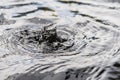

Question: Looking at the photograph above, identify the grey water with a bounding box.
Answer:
[0,0,120,80]
[103,0,120,3]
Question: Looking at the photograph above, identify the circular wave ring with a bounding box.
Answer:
[1,19,120,58]
[1,23,86,57]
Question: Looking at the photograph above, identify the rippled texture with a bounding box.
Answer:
[0,0,120,80]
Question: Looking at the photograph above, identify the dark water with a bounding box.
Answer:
[0,0,120,80]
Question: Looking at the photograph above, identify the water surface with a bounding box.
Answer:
[0,0,120,80]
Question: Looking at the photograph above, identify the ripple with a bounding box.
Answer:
[0,16,119,58]
[12,7,55,17]
[1,20,86,57]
